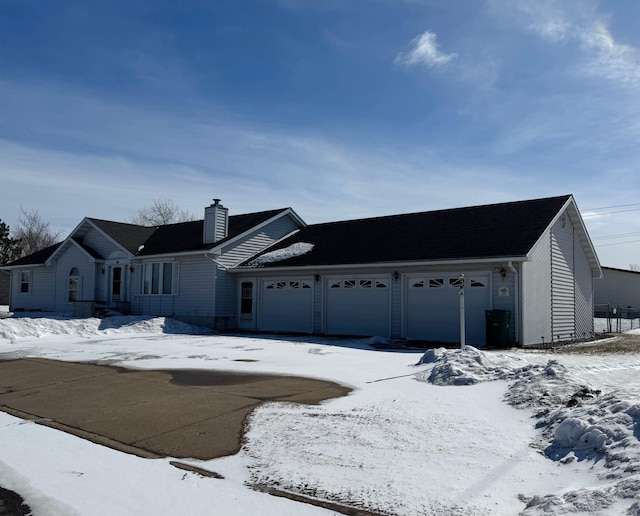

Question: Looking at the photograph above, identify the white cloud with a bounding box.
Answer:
[394,30,457,68]
[577,20,640,87]
[495,0,640,88]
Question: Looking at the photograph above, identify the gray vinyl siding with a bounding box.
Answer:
[491,267,517,343]
[214,269,237,321]
[574,235,594,339]
[131,256,215,317]
[522,232,552,346]
[10,267,55,312]
[172,256,215,316]
[83,226,126,258]
[215,215,300,317]
[53,245,97,314]
[551,215,575,340]
[216,215,300,269]
[390,278,403,338]
[313,281,322,333]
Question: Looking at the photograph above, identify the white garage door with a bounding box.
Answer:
[325,277,391,337]
[260,279,314,333]
[405,274,491,346]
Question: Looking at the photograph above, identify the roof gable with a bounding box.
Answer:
[135,208,294,257]
[242,195,575,268]
[88,219,157,255]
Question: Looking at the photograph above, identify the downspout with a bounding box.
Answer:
[508,261,519,345]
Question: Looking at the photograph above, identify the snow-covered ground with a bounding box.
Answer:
[0,314,639,515]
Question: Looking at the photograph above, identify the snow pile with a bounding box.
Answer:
[416,345,525,385]
[0,315,211,342]
[526,391,640,513]
[249,242,314,266]
[417,346,640,514]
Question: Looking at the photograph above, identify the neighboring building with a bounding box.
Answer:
[594,266,640,314]
[0,270,9,306]
[2,195,601,347]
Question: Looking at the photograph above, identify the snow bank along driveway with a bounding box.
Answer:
[0,314,639,516]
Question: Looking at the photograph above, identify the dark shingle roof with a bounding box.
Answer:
[244,195,573,268]
[135,208,290,256]
[71,238,104,259]
[85,208,292,257]
[3,209,292,266]
[88,219,158,255]
[3,242,62,267]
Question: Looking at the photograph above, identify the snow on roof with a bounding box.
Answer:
[249,242,314,267]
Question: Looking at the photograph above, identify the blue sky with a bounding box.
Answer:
[1,0,640,268]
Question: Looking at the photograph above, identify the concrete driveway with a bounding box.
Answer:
[0,358,350,461]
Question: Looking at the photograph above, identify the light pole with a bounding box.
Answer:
[458,273,466,349]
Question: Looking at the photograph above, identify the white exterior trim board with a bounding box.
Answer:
[231,256,530,274]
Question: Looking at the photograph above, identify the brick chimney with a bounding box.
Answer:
[203,199,228,244]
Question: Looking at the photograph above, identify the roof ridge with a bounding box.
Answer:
[305,195,573,227]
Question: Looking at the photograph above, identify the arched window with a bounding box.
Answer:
[68,267,81,302]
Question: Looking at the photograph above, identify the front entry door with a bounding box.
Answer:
[111,266,123,303]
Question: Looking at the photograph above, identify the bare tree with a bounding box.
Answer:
[12,208,62,257]
[630,264,640,272]
[130,197,196,226]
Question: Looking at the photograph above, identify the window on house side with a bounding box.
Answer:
[20,271,31,294]
[141,262,178,295]
[68,267,81,302]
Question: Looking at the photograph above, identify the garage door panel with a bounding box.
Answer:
[261,279,313,333]
[406,274,490,345]
[325,277,390,337]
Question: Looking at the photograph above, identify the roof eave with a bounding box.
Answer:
[0,263,46,270]
[230,256,529,273]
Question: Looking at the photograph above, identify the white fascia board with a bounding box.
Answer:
[0,263,45,270]
[285,207,307,227]
[567,200,602,278]
[545,196,602,278]
[131,250,212,261]
[229,256,529,274]
[211,209,304,254]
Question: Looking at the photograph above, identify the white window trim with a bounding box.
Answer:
[19,270,32,295]
[140,262,179,296]
[67,275,82,303]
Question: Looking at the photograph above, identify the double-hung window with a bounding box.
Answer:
[68,267,81,302]
[19,271,32,294]
[141,262,178,295]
